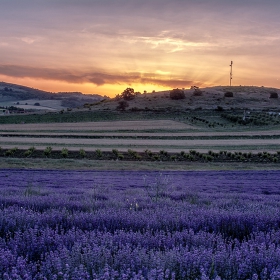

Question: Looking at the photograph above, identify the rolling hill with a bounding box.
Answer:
[0,82,104,110]
[88,85,280,112]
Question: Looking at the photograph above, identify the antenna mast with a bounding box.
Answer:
[229,61,233,86]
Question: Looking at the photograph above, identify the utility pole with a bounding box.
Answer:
[229,61,233,86]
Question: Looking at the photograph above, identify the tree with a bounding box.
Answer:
[170,88,185,100]
[115,94,121,100]
[270,92,278,98]
[116,100,129,111]
[224,91,233,97]
[121,88,135,101]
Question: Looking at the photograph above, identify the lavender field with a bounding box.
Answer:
[1,169,280,279]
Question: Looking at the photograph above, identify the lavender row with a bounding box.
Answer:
[1,170,280,279]
[1,170,280,193]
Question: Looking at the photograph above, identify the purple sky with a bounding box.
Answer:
[1,0,280,96]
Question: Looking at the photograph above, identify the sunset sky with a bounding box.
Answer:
[1,0,280,97]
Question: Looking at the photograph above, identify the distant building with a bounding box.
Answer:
[0,109,10,115]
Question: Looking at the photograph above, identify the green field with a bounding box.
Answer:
[0,109,280,170]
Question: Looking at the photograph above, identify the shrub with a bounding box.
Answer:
[128,149,141,160]
[170,155,177,161]
[224,91,233,97]
[170,89,185,100]
[193,89,203,96]
[159,150,168,156]
[112,149,119,157]
[189,150,197,155]
[118,154,124,160]
[189,155,194,161]
[95,149,102,158]
[203,155,213,161]
[24,150,32,157]
[130,107,141,112]
[216,106,224,111]
[145,149,153,157]
[24,147,36,157]
[5,147,18,157]
[270,92,278,98]
[28,146,36,153]
[135,154,142,160]
[112,149,124,160]
[44,146,52,157]
[152,154,160,161]
[61,148,68,158]
[79,149,86,158]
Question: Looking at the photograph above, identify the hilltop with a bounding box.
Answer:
[88,86,280,112]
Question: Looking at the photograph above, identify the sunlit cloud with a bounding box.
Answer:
[136,35,214,53]
[0,64,195,89]
[0,0,280,95]
[21,37,36,44]
[155,70,171,75]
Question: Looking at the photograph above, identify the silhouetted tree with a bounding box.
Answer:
[170,88,185,100]
[121,88,135,101]
[115,94,121,100]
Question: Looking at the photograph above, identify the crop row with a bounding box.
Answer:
[2,133,280,140]
[221,112,280,126]
[1,146,280,163]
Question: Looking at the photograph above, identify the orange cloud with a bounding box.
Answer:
[0,64,196,89]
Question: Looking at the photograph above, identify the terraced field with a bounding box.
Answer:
[1,119,280,153]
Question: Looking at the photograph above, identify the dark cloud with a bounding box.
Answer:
[0,64,193,89]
